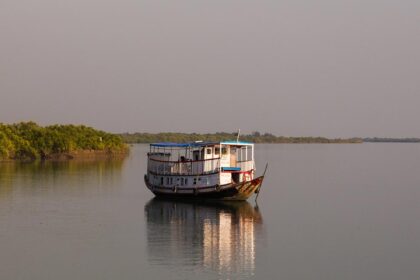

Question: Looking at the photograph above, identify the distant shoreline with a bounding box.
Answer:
[119,132,363,144]
[363,138,420,143]
[119,133,420,144]
[2,122,418,163]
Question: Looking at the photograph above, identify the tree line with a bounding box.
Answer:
[0,122,127,161]
[119,132,363,144]
[364,138,420,143]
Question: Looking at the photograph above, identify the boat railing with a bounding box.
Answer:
[147,157,221,176]
[235,160,254,172]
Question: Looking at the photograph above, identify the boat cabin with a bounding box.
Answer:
[147,141,255,188]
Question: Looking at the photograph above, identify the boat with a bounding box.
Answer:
[144,141,266,200]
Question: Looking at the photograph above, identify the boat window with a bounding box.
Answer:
[193,178,197,185]
[160,177,163,186]
[185,178,188,185]
[181,178,184,186]
[238,147,248,161]
[222,147,227,155]
[206,148,212,155]
[247,146,253,160]
[215,148,220,155]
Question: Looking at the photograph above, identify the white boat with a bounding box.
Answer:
[144,141,266,200]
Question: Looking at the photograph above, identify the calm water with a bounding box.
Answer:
[1,144,420,279]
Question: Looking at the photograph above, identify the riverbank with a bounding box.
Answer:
[0,122,128,161]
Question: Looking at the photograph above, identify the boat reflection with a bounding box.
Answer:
[145,198,264,276]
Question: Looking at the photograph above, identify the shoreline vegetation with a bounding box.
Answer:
[119,132,364,144]
[2,122,418,161]
[0,122,128,161]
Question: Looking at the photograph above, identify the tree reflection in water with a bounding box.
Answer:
[0,159,125,199]
[145,198,264,277]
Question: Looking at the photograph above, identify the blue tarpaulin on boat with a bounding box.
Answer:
[221,167,241,171]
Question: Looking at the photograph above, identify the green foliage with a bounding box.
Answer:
[0,122,127,161]
[119,132,363,144]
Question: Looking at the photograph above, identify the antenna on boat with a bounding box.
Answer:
[236,129,241,142]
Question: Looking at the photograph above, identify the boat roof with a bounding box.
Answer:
[221,141,253,146]
[150,141,253,148]
[150,142,218,148]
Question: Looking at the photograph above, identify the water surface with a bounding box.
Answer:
[0,144,419,279]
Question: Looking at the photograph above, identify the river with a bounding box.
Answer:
[0,144,419,279]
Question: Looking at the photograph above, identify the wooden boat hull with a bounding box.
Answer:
[144,175,264,201]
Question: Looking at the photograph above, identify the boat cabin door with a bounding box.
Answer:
[203,147,213,172]
[193,150,200,161]
[219,145,230,167]
[219,145,232,185]
[230,147,237,167]
[192,149,204,174]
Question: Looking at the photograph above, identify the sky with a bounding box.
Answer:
[1,0,419,137]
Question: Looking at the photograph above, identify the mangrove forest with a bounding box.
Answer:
[0,122,127,161]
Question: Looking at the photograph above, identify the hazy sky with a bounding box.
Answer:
[1,0,419,137]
